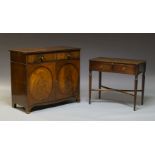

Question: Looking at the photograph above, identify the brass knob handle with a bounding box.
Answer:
[122,67,126,70]
[67,54,71,59]
[99,65,104,69]
[38,55,45,62]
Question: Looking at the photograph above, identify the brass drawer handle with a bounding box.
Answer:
[99,65,106,69]
[122,66,126,71]
[67,54,71,59]
[38,55,45,62]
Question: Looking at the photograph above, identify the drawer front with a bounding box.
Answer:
[56,51,80,60]
[113,64,136,74]
[90,61,113,72]
[90,61,137,75]
[27,53,56,63]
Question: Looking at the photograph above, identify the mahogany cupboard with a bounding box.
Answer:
[10,46,80,113]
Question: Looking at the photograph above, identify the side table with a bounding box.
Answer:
[89,57,146,111]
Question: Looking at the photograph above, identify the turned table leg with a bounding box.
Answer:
[89,70,92,104]
[99,71,102,99]
[141,72,145,105]
[134,74,138,111]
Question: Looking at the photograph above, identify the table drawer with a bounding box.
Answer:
[56,51,80,60]
[26,53,56,63]
[113,64,136,74]
[90,61,113,72]
[90,61,137,75]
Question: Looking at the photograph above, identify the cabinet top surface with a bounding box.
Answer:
[9,46,80,54]
[90,57,146,65]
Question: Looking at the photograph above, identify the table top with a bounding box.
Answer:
[90,57,146,65]
[9,46,81,54]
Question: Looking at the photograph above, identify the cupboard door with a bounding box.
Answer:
[56,60,80,100]
[27,63,55,105]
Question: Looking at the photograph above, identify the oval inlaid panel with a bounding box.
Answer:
[58,64,78,96]
[29,67,53,101]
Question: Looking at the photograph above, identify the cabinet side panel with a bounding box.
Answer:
[11,62,27,107]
